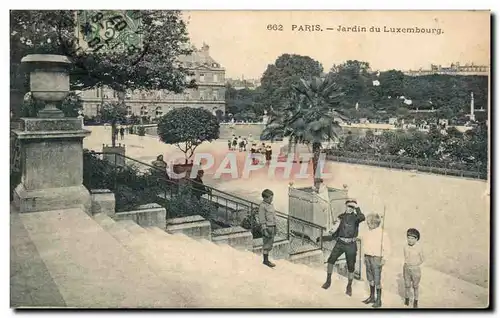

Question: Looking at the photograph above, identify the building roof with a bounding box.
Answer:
[177,43,224,70]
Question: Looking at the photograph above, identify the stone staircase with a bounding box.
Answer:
[11,207,487,308]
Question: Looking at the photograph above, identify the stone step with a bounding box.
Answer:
[18,208,191,308]
[126,225,372,306]
[133,223,405,308]
[117,225,365,307]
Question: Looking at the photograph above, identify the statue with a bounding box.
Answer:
[262,110,269,124]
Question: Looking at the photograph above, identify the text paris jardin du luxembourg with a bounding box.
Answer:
[336,25,443,35]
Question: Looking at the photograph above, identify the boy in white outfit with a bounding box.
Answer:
[359,213,391,308]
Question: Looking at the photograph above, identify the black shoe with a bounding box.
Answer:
[321,280,331,289]
[263,260,276,268]
[413,300,418,308]
[362,286,375,304]
[362,296,375,304]
[372,288,382,308]
[404,298,410,306]
[345,285,352,296]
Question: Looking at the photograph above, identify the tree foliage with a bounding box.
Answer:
[21,91,83,117]
[263,74,347,187]
[258,54,323,111]
[157,107,220,163]
[10,10,193,93]
[335,124,488,176]
[227,57,488,122]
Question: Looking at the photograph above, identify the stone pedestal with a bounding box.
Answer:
[12,117,92,213]
[102,144,126,167]
[288,186,348,240]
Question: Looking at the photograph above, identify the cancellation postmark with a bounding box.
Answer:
[75,10,144,54]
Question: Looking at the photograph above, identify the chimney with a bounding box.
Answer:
[201,42,210,54]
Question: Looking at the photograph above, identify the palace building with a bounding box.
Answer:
[80,43,226,119]
[403,62,489,76]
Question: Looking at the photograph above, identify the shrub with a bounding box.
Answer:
[157,107,220,163]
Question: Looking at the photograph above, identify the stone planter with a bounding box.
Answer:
[173,163,194,175]
[20,54,71,118]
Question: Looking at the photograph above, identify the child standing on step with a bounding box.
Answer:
[403,228,424,308]
[258,189,277,268]
[360,213,391,308]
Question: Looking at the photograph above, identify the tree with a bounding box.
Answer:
[329,60,372,108]
[225,84,261,119]
[11,10,195,145]
[157,107,220,164]
[259,54,323,112]
[11,10,194,92]
[263,74,347,188]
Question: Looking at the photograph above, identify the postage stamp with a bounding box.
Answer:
[75,10,143,54]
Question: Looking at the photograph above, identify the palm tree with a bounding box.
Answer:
[262,74,347,189]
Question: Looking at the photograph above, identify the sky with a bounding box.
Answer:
[183,11,490,80]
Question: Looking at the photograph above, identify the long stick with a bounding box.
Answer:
[380,205,386,257]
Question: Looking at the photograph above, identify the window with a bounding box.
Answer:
[96,89,100,98]
[213,74,218,82]
[199,73,205,82]
[212,90,218,100]
[155,106,163,117]
[127,106,132,116]
[140,106,148,116]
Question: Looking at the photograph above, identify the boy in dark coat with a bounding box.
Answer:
[321,200,365,296]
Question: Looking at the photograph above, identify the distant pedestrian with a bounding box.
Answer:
[265,144,272,163]
[228,138,233,151]
[403,228,424,308]
[258,189,277,268]
[232,137,238,150]
[238,136,244,152]
[243,138,248,151]
[250,143,258,165]
[259,143,266,155]
[119,127,125,140]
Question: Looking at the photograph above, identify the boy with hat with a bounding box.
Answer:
[403,228,424,308]
[258,189,277,268]
[360,213,391,308]
[321,199,365,296]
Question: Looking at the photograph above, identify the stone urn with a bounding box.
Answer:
[20,54,72,118]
